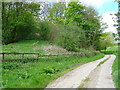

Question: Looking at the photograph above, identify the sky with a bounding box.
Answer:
[80,0,118,33]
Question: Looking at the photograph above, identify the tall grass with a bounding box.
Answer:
[112,53,119,87]
[2,39,48,53]
[2,53,104,88]
[106,45,119,51]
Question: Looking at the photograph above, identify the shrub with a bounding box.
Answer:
[55,25,87,51]
[48,24,63,42]
[97,32,115,50]
[34,21,50,40]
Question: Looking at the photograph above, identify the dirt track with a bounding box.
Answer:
[46,55,115,88]
[85,55,116,88]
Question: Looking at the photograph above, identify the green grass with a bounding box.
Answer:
[106,45,119,51]
[2,53,104,88]
[2,39,49,54]
[100,45,119,54]
[78,77,90,88]
[2,39,105,88]
[112,53,119,88]
[78,83,85,88]
[83,77,90,82]
[97,57,110,67]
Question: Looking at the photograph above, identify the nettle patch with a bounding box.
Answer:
[43,67,61,74]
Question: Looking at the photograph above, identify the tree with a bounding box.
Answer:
[114,0,120,39]
[47,2,66,24]
[65,2,104,49]
[65,2,85,26]
[2,2,40,44]
[98,32,115,50]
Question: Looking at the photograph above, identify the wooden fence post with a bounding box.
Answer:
[3,53,4,61]
[37,53,39,60]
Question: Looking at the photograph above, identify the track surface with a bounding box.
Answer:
[46,55,115,88]
[85,55,116,88]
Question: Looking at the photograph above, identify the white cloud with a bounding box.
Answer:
[80,0,104,8]
[79,0,114,9]
[102,12,118,33]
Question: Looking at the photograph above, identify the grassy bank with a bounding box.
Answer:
[2,53,104,88]
[2,39,49,53]
[112,53,119,87]
[106,45,119,51]
[2,40,104,88]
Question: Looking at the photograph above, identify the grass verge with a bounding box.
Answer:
[112,53,119,88]
[78,77,90,88]
[97,56,110,67]
[2,53,104,88]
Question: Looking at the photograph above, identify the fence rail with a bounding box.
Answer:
[2,50,119,61]
[0,52,78,61]
[0,53,39,61]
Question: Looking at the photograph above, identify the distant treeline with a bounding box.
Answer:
[2,1,116,51]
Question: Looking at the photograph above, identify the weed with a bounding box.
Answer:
[97,57,109,67]
[84,77,90,82]
[78,83,85,88]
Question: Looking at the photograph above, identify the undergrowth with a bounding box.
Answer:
[2,53,104,88]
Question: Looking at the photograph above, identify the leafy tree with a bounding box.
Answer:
[56,25,87,51]
[98,32,115,50]
[47,2,66,24]
[114,1,120,39]
[65,2,85,26]
[2,2,40,44]
[65,2,104,49]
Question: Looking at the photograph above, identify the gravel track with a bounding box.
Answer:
[46,55,113,88]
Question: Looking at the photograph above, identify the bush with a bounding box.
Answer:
[78,48,98,57]
[2,12,35,44]
[48,24,63,42]
[33,21,50,40]
[97,32,115,50]
[55,25,87,51]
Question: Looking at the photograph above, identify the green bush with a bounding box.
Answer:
[78,48,99,57]
[33,21,50,40]
[55,25,87,51]
[97,32,115,50]
[48,24,64,42]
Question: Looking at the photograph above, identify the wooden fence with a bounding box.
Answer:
[0,53,39,61]
[1,50,119,61]
[0,52,78,61]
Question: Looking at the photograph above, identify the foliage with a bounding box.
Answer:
[106,45,119,51]
[47,2,66,24]
[55,25,87,51]
[65,2,85,26]
[48,24,63,42]
[2,39,48,53]
[2,2,40,44]
[112,53,119,88]
[2,1,109,51]
[65,2,104,48]
[2,52,104,88]
[98,32,115,50]
[34,21,51,40]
